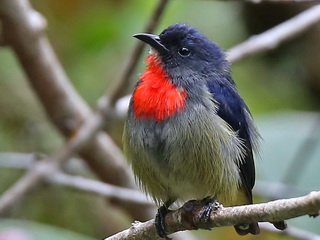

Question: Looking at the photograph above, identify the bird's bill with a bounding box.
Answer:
[133,33,168,55]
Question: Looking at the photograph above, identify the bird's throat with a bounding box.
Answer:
[133,54,187,122]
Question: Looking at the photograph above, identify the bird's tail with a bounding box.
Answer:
[234,222,260,235]
[234,221,287,235]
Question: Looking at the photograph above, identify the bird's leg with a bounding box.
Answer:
[155,204,172,240]
[199,197,221,223]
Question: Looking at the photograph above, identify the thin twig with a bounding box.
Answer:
[0,160,57,214]
[107,0,170,106]
[0,112,103,214]
[227,4,320,63]
[104,191,320,240]
[0,153,151,205]
[48,172,153,206]
[1,154,310,208]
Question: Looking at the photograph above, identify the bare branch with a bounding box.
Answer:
[0,109,135,215]
[0,152,152,206]
[0,0,134,189]
[0,160,57,214]
[48,173,153,206]
[0,0,157,220]
[104,191,320,240]
[0,153,197,240]
[227,4,320,63]
[1,153,309,208]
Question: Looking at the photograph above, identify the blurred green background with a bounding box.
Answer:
[0,0,320,239]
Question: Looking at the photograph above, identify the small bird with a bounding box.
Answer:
[123,23,286,238]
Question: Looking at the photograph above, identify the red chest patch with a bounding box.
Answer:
[132,54,187,121]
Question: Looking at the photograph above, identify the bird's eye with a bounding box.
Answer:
[178,47,190,57]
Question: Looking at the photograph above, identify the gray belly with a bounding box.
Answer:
[123,104,243,205]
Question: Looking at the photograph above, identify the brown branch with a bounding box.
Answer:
[0,0,155,220]
[0,112,103,213]
[0,0,172,220]
[0,152,151,206]
[104,191,320,240]
[227,4,320,63]
[0,153,197,240]
[0,0,133,188]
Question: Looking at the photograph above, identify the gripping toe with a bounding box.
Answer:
[155,205,171,240]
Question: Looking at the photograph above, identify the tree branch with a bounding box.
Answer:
[0,108,133,215]
[0,0,168,220]
[104,191,320,240]
[227,4,320,62]
[48,173,153,206]
[0,153,152,206]
[0,0,134,191]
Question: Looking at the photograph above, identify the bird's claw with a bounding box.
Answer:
[199,197,221,223]
[155,205,172,240]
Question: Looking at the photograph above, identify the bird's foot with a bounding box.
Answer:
[199,197,221,224]
[155,205,172,240]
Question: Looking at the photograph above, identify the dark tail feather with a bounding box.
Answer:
[234,222,260,235]
[272,220,287,230]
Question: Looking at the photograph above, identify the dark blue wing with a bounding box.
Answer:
[207,77,256,201]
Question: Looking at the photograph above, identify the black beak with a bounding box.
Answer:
[133,33,168,55]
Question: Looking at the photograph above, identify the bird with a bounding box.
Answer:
[123,23,286,238]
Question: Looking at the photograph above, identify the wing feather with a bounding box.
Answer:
[206,77,259,202]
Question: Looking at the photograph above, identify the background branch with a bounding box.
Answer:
[0,153,151,206]
[0,0,133,191]
[227,4,320,63]
[0,0,169,220]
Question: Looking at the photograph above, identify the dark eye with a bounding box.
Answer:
[178,47,190,56]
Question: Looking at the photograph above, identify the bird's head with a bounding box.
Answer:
[134,23,230,88]
[131,24,232,121]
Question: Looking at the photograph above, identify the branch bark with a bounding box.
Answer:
[0,0,133,189]
[227,4,320,62]
[0,0,168,220]
[104,191,320,240]
[0,153,152,206]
